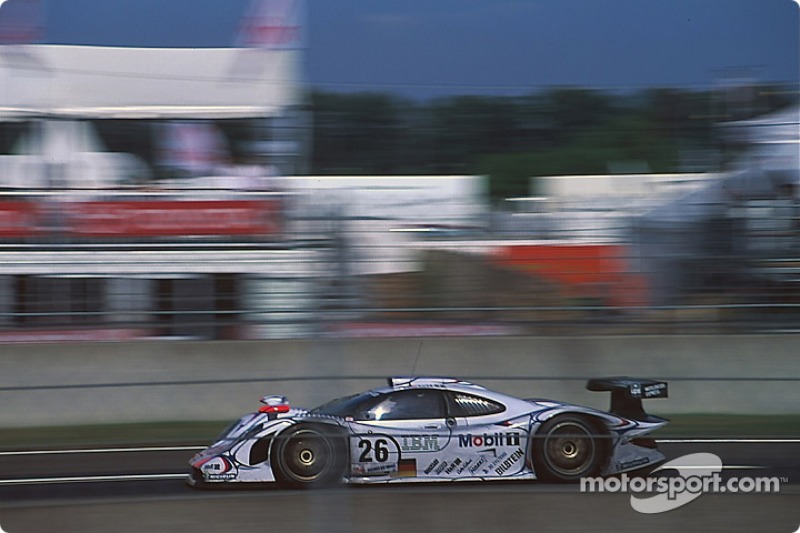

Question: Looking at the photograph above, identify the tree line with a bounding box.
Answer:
[308,85,794,201]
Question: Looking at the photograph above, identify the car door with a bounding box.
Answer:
[347,388,453,479]
[440,390,528,478]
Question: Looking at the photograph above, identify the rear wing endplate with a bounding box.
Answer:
[586,377,668,422]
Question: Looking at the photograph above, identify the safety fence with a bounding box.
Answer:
[0,187,798,341]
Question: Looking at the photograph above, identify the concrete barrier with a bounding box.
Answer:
[0,335,798,427]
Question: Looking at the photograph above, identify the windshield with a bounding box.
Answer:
[311,391,381,418]
[312,388,450,421]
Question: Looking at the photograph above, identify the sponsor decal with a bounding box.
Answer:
[444,458,463,474]
[202,457,233,474]
[400,435,440,452]
[392,459,417,478]
[201,456,238,480]
[207,473,237,481]
[495,448,525,475]
[423,459,440,475]
[643,382,667,398]
[458,432,521,448]
[617,457,650,471]
[456,458,474,475]
[628,381,667,399]
[484,451,508,474]
[468,456,487,474]
[353,462,397,475]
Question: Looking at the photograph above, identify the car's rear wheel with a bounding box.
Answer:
[532,415,607,482]
[272,425,346,489]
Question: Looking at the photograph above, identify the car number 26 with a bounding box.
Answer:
[356,436,399,463]
[358,439,388,462]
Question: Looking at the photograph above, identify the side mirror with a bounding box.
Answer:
[261,395,288,406]
[259,395,290,414]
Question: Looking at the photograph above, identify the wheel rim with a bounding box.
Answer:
[281,429,332,482]
[543,421,596,477]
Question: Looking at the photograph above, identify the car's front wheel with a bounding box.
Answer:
[532,415,607,482]
[272,425,346,489]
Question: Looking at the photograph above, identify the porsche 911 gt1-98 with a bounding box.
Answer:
[188,376,668,488]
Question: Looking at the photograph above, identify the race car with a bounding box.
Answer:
[188,376,668,488]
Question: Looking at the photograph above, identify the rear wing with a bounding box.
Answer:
[586,377,668,422]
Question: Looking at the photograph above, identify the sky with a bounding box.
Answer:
[5,0,799,99]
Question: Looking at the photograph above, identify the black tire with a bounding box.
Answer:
[271,425,346,489]
[532,415,607,483]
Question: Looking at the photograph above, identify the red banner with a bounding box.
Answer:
[326,322,521,338]
[0,201,43,237]
[0,328,152,343]
[65,199,281,237]
[491,243,649,307]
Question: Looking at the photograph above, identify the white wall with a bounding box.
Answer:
[0,45,301,118]
[0,335,796,427]
[282,175,488,274]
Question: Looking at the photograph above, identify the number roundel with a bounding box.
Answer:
[356,436,398,464]
[375,440,389,462]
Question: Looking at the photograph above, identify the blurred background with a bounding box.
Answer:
[0,0,797,342]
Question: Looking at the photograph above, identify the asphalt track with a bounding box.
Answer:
[0,441,797,533]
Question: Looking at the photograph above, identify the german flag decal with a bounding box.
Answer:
[394,459,417,477]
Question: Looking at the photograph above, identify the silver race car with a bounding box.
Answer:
[188,376,668,488]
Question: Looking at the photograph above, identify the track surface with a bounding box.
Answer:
[0,441,798,532]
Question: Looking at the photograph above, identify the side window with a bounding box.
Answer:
[446,392,505,417]
[362,389,447,421]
